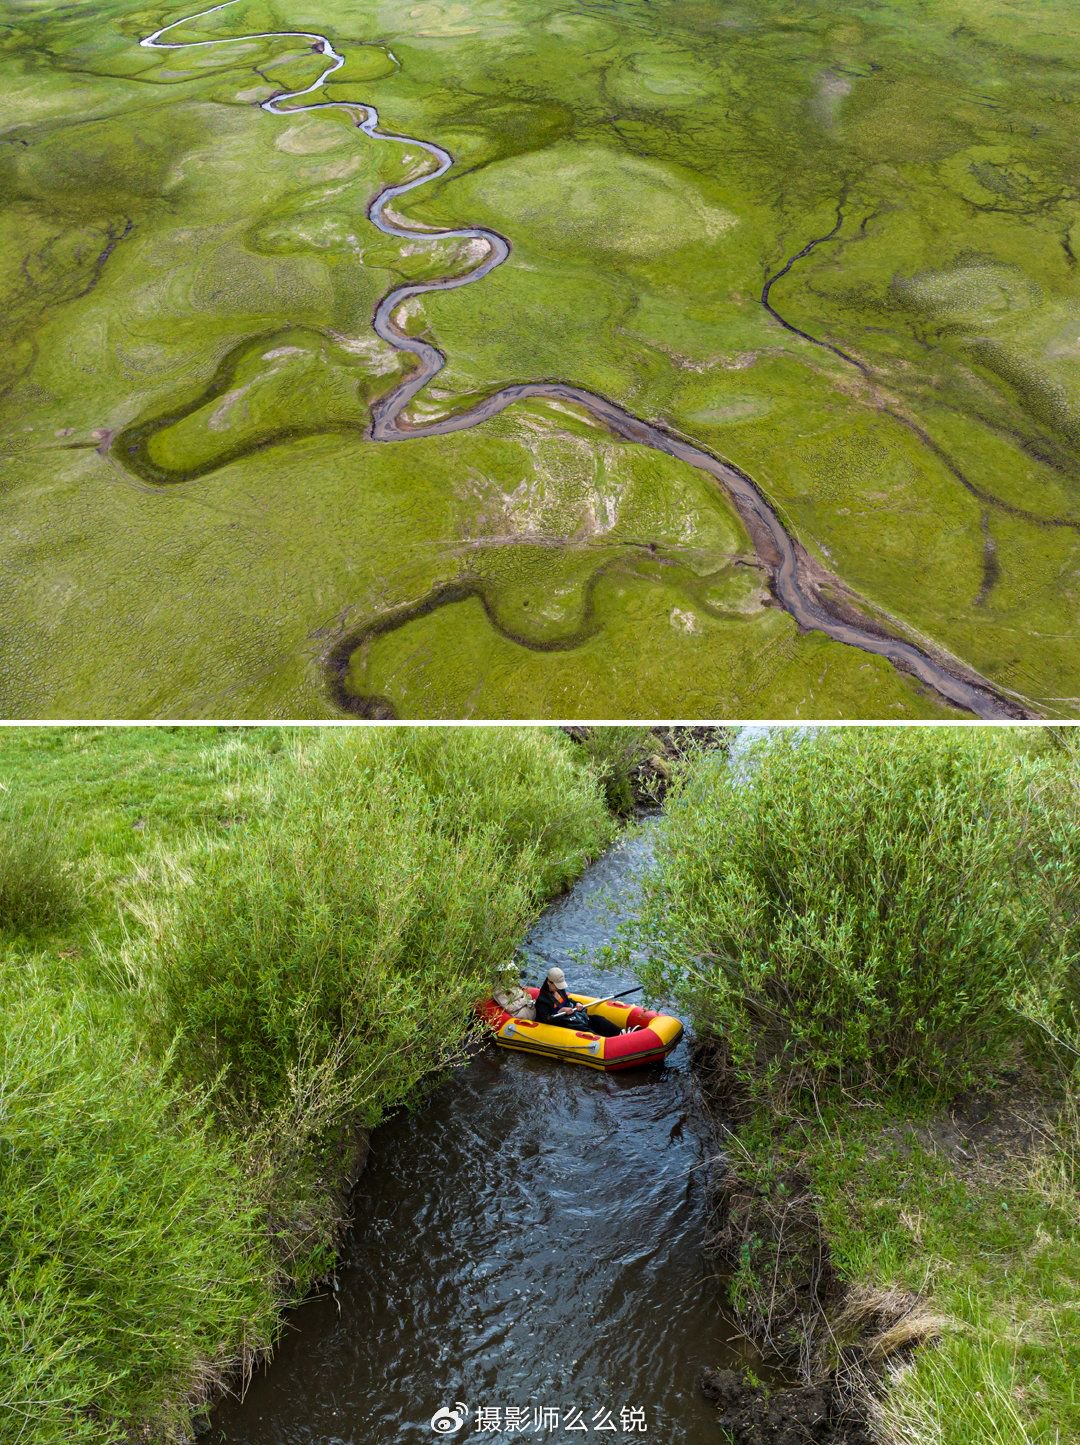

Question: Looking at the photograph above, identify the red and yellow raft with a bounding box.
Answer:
[478,987,683,1071]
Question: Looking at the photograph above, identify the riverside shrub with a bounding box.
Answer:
[127,728,613,1125]
[305,726,617,895]
[571,727,656,816]
[0,727,615,1444]
[634,729,1077,1101]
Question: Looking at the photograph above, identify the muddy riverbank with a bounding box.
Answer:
[691,1037,881,1445]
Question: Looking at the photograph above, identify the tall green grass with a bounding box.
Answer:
[801,1090,1080,1445]
[0,796,83,937]
[0,977,276,1445]
[633,729,1077,1103]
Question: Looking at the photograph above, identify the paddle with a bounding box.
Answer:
[552,986,644,1020]
[583,986,644,1012]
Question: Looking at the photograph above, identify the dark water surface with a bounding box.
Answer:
[211,822,752,1445]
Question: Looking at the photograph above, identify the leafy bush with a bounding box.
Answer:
[570,727,656,816]
[0,797,83,936]
[0,982,276,1445]
[125,728,613,1124]
[309,726,617,895]
[633,729,1077,1102]
[1011,740,1079,1081]
[0,727,617,1445]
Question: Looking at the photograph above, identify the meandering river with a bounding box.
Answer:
[138,4,1034,721]
[209,821,761,1444]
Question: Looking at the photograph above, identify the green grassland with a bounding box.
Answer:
[803,1104,1079,1445]
[1,0,1077,717]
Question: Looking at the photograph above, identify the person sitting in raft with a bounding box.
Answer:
[535,966,623,1037]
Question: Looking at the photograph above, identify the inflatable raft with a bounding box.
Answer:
[478,987,683,1071]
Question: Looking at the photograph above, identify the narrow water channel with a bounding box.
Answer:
[211,820,753,1445]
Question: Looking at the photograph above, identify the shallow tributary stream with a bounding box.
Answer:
[211,820,759,1445]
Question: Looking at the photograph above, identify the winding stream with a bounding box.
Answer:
[209,822,760,1445]
[139,4,1035,721]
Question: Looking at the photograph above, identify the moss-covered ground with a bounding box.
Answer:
[2,0,1077,717]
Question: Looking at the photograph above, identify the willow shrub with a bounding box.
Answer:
[570,727,656,816]
[127,728,613,1124]
[633,730,1077,1103]
[0,797,83,936]
[321,726,618,895]
[0,982,275,1445]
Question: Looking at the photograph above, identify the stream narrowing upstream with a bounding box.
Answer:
[210,822,757,1445]
[139,4,1034,721]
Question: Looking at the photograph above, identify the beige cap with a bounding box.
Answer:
[546,966,567,988]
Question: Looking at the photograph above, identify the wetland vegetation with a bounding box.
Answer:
[2,0,1078,717]
[0,725,631,1443]
[627,728,1078,1445]
[3,724,1075,1445]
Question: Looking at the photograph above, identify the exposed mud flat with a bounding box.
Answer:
[701,1369,873,1445]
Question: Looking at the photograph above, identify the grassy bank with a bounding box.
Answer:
[627,728,1078,1443]
[0,726,629,1444]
